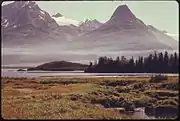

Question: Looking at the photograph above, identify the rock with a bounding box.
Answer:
[52,13,63,18]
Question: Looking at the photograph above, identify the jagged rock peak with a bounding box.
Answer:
[12,1,37,8]
[1,0,59,30]
[52,13,63,18]
[78,19,102,32]
[83,19,101,24]
[110,4,136,22]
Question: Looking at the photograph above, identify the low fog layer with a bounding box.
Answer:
[2,43,178,67]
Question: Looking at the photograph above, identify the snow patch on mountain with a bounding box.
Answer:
[52,16,80,26]
[1,1,14,6]
[4,21,9,27]
[165,33,178,41]
[40,10,45,15]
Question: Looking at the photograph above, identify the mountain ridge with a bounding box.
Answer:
[70,5,178,51]
[1,1,79,46]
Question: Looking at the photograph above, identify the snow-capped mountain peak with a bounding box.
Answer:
[1,1,59,30]
[78,19,102,32]
[12,1,38,9]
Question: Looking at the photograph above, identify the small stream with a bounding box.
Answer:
[111,107,156,119]
[126,107,156,119]
[111,107,177,119]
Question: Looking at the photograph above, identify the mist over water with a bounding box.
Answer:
[2,42,178,66]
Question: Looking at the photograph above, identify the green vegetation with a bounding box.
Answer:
[2,76,179,119]
[85,51,179,73]
[27,61,88,71]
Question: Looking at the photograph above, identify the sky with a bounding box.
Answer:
[2,1,179,38]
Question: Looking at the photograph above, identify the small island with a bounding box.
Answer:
[27,61,88,71]
[17,69,26,72]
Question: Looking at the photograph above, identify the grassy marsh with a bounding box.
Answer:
[1,76,179,119]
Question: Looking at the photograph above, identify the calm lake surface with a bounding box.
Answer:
[1,68,178,77]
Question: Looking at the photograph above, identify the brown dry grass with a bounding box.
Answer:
[1,76,179,119]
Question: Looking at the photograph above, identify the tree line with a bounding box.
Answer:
[85,51,179,73]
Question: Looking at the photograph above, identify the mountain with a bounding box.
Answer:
[52,13,63,18]
[2,1,59,30]
[1,1,78,47]
[70,5,178,51]
[27,61,88,71]
[2,3,178,66]
[78,19,103,33]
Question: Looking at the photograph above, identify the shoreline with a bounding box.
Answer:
[2,68,179,78]
[2,75,179,78]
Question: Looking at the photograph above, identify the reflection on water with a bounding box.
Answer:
[1,68,179,77]
[112,107,176,119]
[111,107,156,119]
[128,107,156,119]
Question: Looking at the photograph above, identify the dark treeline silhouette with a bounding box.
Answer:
[85,51,179,73]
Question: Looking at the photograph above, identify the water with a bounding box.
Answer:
[129,107,156,119]
[112,107,156,119]
[1,68,178,77]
